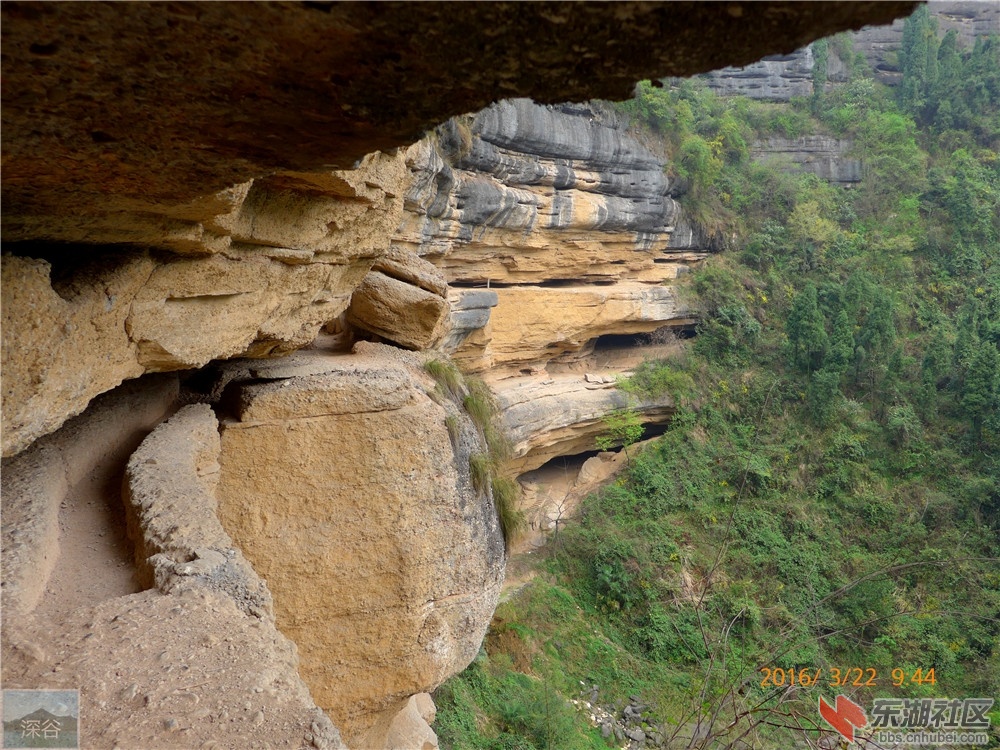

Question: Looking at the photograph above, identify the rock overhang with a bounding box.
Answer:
[2,1,919,246]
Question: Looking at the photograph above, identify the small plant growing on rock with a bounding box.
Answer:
[427,357,523,550]
[465,376,513,462]
[469,453,491,494]
[425,358,464,400]
[595,408,644,463]
[490,475,524,547]
[444,414,460,443]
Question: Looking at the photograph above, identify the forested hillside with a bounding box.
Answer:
[434,10,999,750]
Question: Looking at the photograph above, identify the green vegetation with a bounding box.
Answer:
[426,358,524,549]
[594,408,644,462]
[436,15,999,750]
[426,357,465,400]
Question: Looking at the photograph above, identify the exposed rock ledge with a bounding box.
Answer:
[1,154,407,458]
[390,99,695,486]
[1,2,917,247]
[2,384,345,750]
[751,135,861,185]
[494,373,674,476]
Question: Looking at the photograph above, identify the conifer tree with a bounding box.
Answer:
[962,342,1000,440]
[827,308,855,376]
[787,283,828,373]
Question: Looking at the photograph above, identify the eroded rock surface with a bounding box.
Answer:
[1,4,931,747]
[3,378,344,750]
[1,154,406,457]
[704,1,995,98]
[214,344,506,744]
[495,373,675,475]
[463,283,694,373]
[751,135,862,184]
[704,48,817,100]
[395,100,694,476]
[396,99,707,290]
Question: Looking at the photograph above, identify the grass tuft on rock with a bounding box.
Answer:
[425,358,465,400]
[491,475,525,548]
[428,358,522,551]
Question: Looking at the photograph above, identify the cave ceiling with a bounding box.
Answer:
[1,1,918,246]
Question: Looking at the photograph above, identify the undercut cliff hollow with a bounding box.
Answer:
[393,99,703,543]
[1,3,922,748]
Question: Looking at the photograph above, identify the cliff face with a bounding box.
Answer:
[1,156,409,458]
[391,99,701,542]
[704,48,817,100]
[1,3,926,748]
[703,1,997,100]
[851,0,1000,85]
[397,98,703,360]
[751,136,862,185]
[214,345,505,745]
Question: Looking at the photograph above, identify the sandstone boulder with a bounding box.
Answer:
[346,249,452,351]
[214,344,505,743]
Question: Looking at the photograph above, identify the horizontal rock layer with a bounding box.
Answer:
[751,135,861,184]
[704,47,816,100]
[455,283,694,373]
[391,99,697,479]
[704,1,995,99]
[1,154,406,457]
[494,373,675,476]
[396,99,706,288]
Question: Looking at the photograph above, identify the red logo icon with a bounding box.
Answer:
[819,694,868,743]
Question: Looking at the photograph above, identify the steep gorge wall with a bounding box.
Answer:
[392,99,702,539]
[1,4,925,748]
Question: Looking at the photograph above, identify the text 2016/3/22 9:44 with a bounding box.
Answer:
[760,666,937,688]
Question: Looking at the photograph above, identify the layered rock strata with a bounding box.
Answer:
[1,154,407,457]
[704,48,817,100]
[751,136,862,184]
[214,343,506,745]
[703,1,996,99]
[497,374,675,476]
[851,0,999,85]
[1,1,917,247]
[394,100,693,483]
[1,4,929,747]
